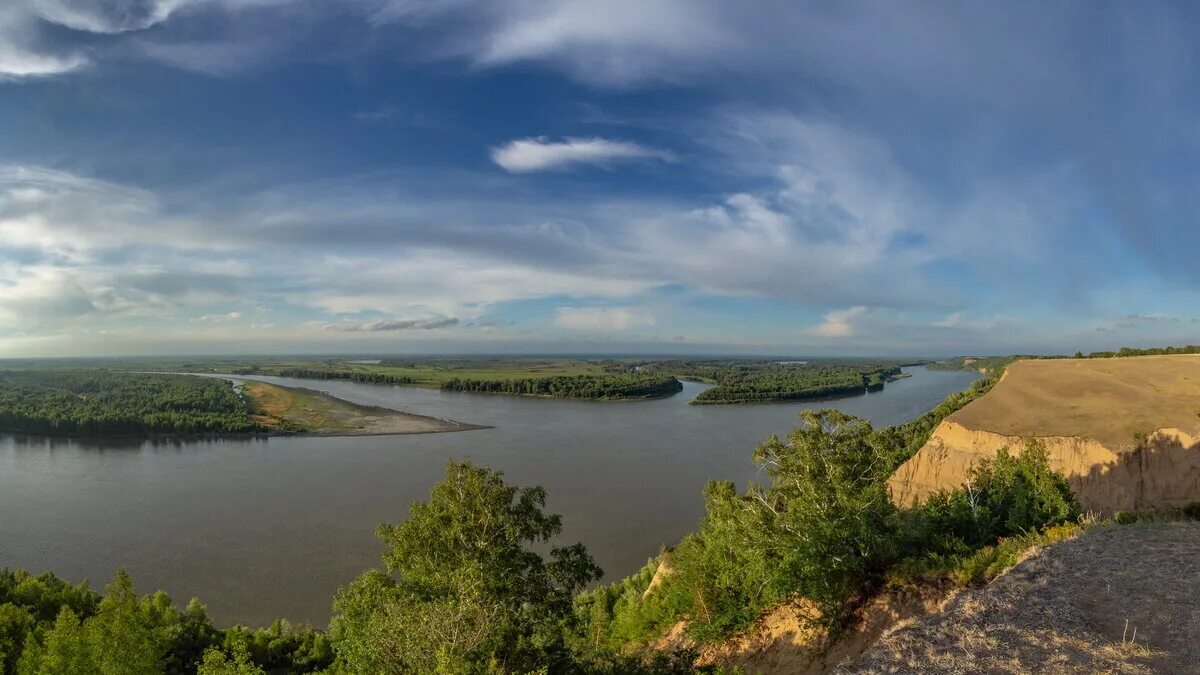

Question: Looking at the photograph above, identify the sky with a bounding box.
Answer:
[1,0,1198,357]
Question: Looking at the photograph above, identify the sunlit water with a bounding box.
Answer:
[0,366,975,626]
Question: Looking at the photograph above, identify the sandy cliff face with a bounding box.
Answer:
[890,421,1200,514]
[890,355,1200,514]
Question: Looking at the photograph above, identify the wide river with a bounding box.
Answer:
[0,366,975,627]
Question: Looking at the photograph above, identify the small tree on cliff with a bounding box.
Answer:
[750,409,900,613]
[331,460,602,674]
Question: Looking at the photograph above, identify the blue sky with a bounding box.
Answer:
[1,0,1198,357]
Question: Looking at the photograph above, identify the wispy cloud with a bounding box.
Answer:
[554,306,655,332]
[325,317,460,332]
[491,137,673,173]
[195,311,243,322]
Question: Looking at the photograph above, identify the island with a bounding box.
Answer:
[0,369,484,437]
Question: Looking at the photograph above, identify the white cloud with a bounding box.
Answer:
[195,311,243,322]
[554,306,656,332]
[932,312,961,328]
[29,0,187,34]
[806,306,866,337]
[491,137,672,173]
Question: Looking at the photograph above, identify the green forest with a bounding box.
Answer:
[0,371,264,436]
[439,374,683,400]
[634,360,907,404]
[273,369,415,385]
[0,362,1091,674]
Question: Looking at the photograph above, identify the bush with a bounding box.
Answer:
[907,440,1078,562]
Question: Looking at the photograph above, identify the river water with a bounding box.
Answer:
[0,366,975,627]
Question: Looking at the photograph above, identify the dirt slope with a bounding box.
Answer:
[681,585,951,674]
[845,521,1200,674]
[890,355,1200,513]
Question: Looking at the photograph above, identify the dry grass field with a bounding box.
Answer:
[950,355,1200,448]
[890,355,1200,512]
[846,520,1200,673]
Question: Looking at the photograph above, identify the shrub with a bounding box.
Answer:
[909,440,1078,555]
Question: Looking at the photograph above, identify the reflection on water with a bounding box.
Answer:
[0,366,976,627]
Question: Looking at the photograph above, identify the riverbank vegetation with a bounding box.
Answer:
[0,371,265,436]
[274,369,415,385]
[632,360,909,404]
[0,371,479,438]
[440,374,683,400]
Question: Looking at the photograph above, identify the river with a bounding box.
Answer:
[0,366,976,627]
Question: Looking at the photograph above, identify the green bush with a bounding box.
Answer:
[910,441,1078,554]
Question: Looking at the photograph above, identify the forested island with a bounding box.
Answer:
[439,374,683,400]
[636,359,909,404]
[0,370,265,436]
[0,370,479,438]
[273,369,415,385]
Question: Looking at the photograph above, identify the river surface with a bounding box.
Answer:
[0,366,975,627]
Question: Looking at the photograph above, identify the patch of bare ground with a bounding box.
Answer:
[683,584,952,675]
[242,380,489,436]
[845,521,1200,674]
[890,355,1200,512]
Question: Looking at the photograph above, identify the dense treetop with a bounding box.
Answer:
[0,371,264,436]
[440,374,683,400]
[634,359,907,404]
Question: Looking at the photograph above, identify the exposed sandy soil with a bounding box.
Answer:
[676,585,952,675]
[951,356,1200,448]
[242,381,489,436]
[845,521,1200,674]
[890,356,1200,513]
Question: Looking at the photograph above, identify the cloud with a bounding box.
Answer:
[806,306,866,337]
[195,311,242,322]
[491,137,673,173]
[0,0,309,79]
[932,312,961,328]
[326,317,459,332]
[554,306,655,332]
[0,0,186,78]
[1125,314,1180,323]
[29,0,187,34]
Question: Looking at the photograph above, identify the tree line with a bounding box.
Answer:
[0,371,265,436]
[634,360,906,404]
[275,369,415,385]
[1075,345,1200,359]
[440,374,683,400]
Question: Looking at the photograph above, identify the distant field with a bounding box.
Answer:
[948,354,1200,448]
[129,357,619,388]
[349,358,612,386]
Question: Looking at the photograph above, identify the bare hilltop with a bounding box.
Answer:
[889,355,1200,513]
[847,520,1200,673]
